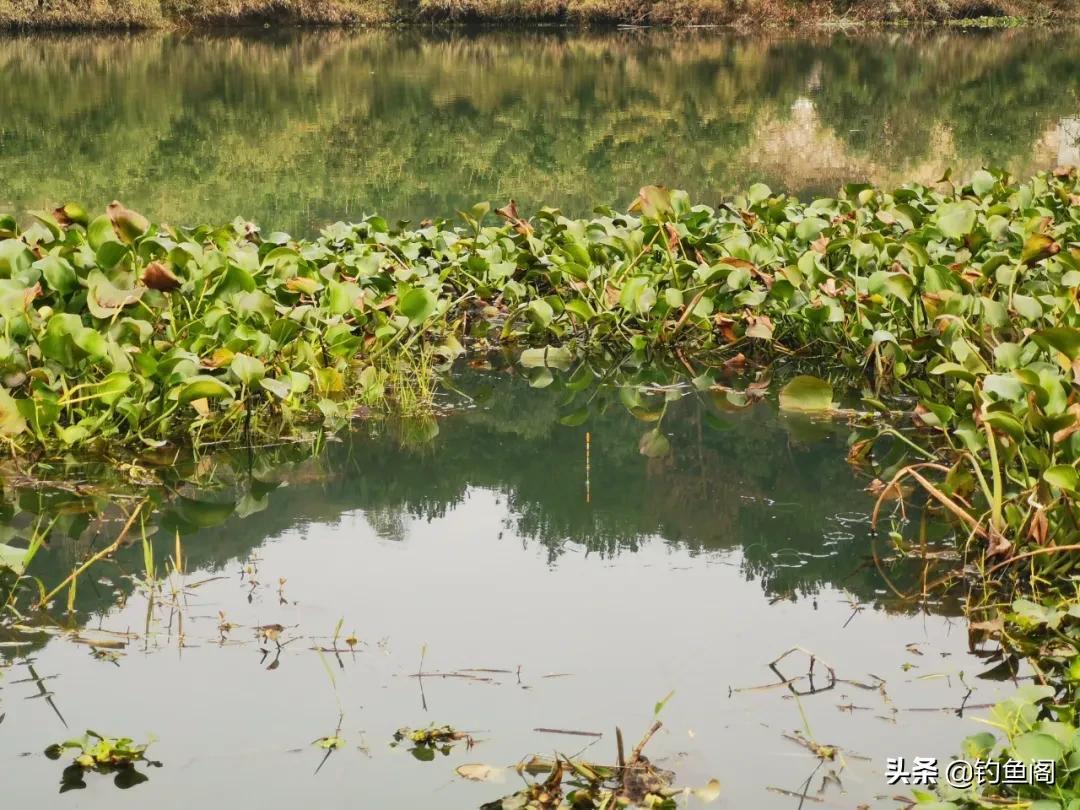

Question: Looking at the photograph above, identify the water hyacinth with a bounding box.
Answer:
[0,168,1079,562]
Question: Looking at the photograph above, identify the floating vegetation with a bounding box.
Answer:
[393,724,476,760]
[476,722,720,810]
[4,168,1080,577]
[44,730,160,791]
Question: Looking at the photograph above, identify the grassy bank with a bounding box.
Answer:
[0,0,1076,29]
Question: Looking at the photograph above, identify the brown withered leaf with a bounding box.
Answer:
[1053,402,1080,444]
[142,261,181,292]
[811,235,830,254]
[723,353,747,369]
[1028,508,1049,545]
[665,222,681,252]
[604,284,620,309]
[1053,165,1077,179]
[986,529,1012,558]
[52,206,73,227]
[23,282,41,308]
[495,200,533,236]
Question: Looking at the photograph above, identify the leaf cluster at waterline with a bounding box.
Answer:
[1,169,1080,564]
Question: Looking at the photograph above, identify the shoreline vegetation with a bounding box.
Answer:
[0,0,1077,30]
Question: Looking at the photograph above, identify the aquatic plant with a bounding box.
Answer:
[44,730,159,791]
[4,168,1080,573]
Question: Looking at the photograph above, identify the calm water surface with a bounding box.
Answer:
[0,28,1078,232]
[1,373,1011,808]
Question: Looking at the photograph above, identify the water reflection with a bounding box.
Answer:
[0,28,1077,233]
[3,369,957,635]
[0,372,1007,810]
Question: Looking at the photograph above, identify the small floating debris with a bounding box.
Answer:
[476,722,719,809]
[392,724,475,761]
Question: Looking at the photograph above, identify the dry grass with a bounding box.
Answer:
[0,0,1074,29]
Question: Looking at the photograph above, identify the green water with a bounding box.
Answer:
[1,28,1078,233]
[0,25,1072,808]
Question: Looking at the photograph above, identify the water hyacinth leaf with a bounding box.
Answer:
[1033,327,1080,361]
[1012,294,1043,322]
[1011,732,1064,765]
[639,429,670,458]
[0,543,28,574]
[982,374,1024,402]
[935,201,977,240]
[1021,233,1059,265]
[142,261,181,291]
[519,346,573,370]
[398,287,437,326]
[95,240,130,270]
[35,255,76,295]
[779,375,833,412]
[92,373,134,406]
[106,201,150,242]
[0,388,27,436]
[558,406,589,426]
[87,215,118,251]
[179,376,235,405]
[527,298,553,328]
[259,377,291,400]
[971,169,996,196]
[229,353,266,386]
[1043,465,1079,493]
[86,272,144,319]
[983,411,1025,442]
[0,239,33,278]
[795,217,828,242]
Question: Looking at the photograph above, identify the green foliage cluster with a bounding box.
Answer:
[2,168,1080,567]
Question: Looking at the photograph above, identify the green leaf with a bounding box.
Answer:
[229,353,266,386]
[259,377,291,400]
[398,287,438,326]
[86,271,144,319]
[1012,731,1065,764]
[87,214,118,251]
[1013,294,1043,322]
[35,255,76,295]
[639,429,670,458]
[519,346,573,370]
[0,239,33,278]
[1033,327,1080,361]
[935,201,976,240]
[527,299,553,328]
[795,217,828,242]
[0,387,27,437]
[178,376,235,405]
[971,170,995,196]
[779,375,833,412]
[1044,465,1079,493]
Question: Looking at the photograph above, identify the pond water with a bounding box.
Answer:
[0,23,1069,809]
[1,369,1012,808]
[0,28,1078,233]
